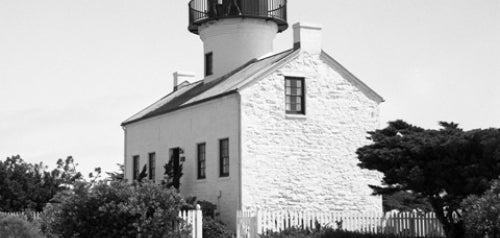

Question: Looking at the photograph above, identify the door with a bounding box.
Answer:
[169,148,181,189]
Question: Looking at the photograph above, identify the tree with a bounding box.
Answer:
[356,120,500,238]
[0,155,83,212]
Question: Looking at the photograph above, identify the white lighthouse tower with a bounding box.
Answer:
[188,0,288,82]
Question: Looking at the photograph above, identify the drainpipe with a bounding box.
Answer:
[122,126,128,182]
[237,92,243,212]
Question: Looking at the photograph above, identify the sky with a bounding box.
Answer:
[1,0,499,176]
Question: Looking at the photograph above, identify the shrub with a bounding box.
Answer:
[261,226,412,238]
[197,200,217,218]
[41,181,188,238]
[319,229,402,238]
[261,226,314,238]
[202,217,233,238]
[462,179,500,238]
[0,213,44,238]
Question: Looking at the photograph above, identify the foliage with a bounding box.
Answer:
[356,120,500,238]
[261,227,314,238]
[261,227,406,238]
[137,164,148,182]
[0,213,44,238]
[383,191,433,212]
[105,163,124,182]
[0,155,83,212]
[39,204,60,238]
[163,153,183,189]
[40,181,188,238]
[462,179,500,238]
[202,217,233,238]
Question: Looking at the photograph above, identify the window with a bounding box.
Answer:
[132,155,140,180]
[148,153,156,182]
[205,52,213,76]
[285,77,305,114]
[219,139,229,177]
[197,143,206,179]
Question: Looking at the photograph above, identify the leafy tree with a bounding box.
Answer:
[356,120,500,238]
[0,155,82,212]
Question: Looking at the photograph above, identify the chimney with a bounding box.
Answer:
[173,71,196,91]
[293,22,323,55]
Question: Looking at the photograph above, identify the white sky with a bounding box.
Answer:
[1,0,499,175]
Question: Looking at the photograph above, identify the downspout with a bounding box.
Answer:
[237,92,243,213]
[122,126,128,182]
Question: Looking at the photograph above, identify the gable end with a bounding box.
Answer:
[320,51,384,104]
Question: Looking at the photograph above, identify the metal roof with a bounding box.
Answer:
[121,48,298,126]
[121,48,384,126]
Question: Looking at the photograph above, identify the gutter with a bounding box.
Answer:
[121,90,239,127]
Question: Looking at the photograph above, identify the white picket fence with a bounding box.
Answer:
[180,205,203,238]
[0,211,41,221]
[237,210,445,238]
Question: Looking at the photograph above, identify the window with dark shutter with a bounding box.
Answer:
[219,139,229,177]
[148,153,156,182]
[205,52,213,76]
[285,77,305,114]
[197,143,206,179]
[132,155,140,180]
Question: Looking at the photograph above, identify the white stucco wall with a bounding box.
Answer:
[239,52,383,214]
[124,94,240,228]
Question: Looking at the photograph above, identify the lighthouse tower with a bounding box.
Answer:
[188,0,288,82]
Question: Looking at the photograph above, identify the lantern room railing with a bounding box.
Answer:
[188,0,288,34]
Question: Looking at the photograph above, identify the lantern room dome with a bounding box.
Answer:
[188,0,288,34]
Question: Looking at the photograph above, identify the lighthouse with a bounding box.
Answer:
[188,0,288,82]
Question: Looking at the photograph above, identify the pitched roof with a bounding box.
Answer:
[121,48,298,126]
[121,49,384,126]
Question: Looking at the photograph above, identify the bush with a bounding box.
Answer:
[0,213,44,238]
[40,181,188,238]
[197,200,217,218]
[261,226,409,238]
[462,179,500,238]
[261,226,314,238]
[202,217,233,238]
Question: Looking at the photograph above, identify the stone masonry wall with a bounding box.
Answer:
[239,52,383,214]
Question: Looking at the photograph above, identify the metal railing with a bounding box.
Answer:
[188,0,288,34]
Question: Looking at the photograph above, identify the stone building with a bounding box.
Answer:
[122,0,384,229]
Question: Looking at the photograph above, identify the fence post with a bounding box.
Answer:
[256,209,261,235]
[195,205,203,238]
